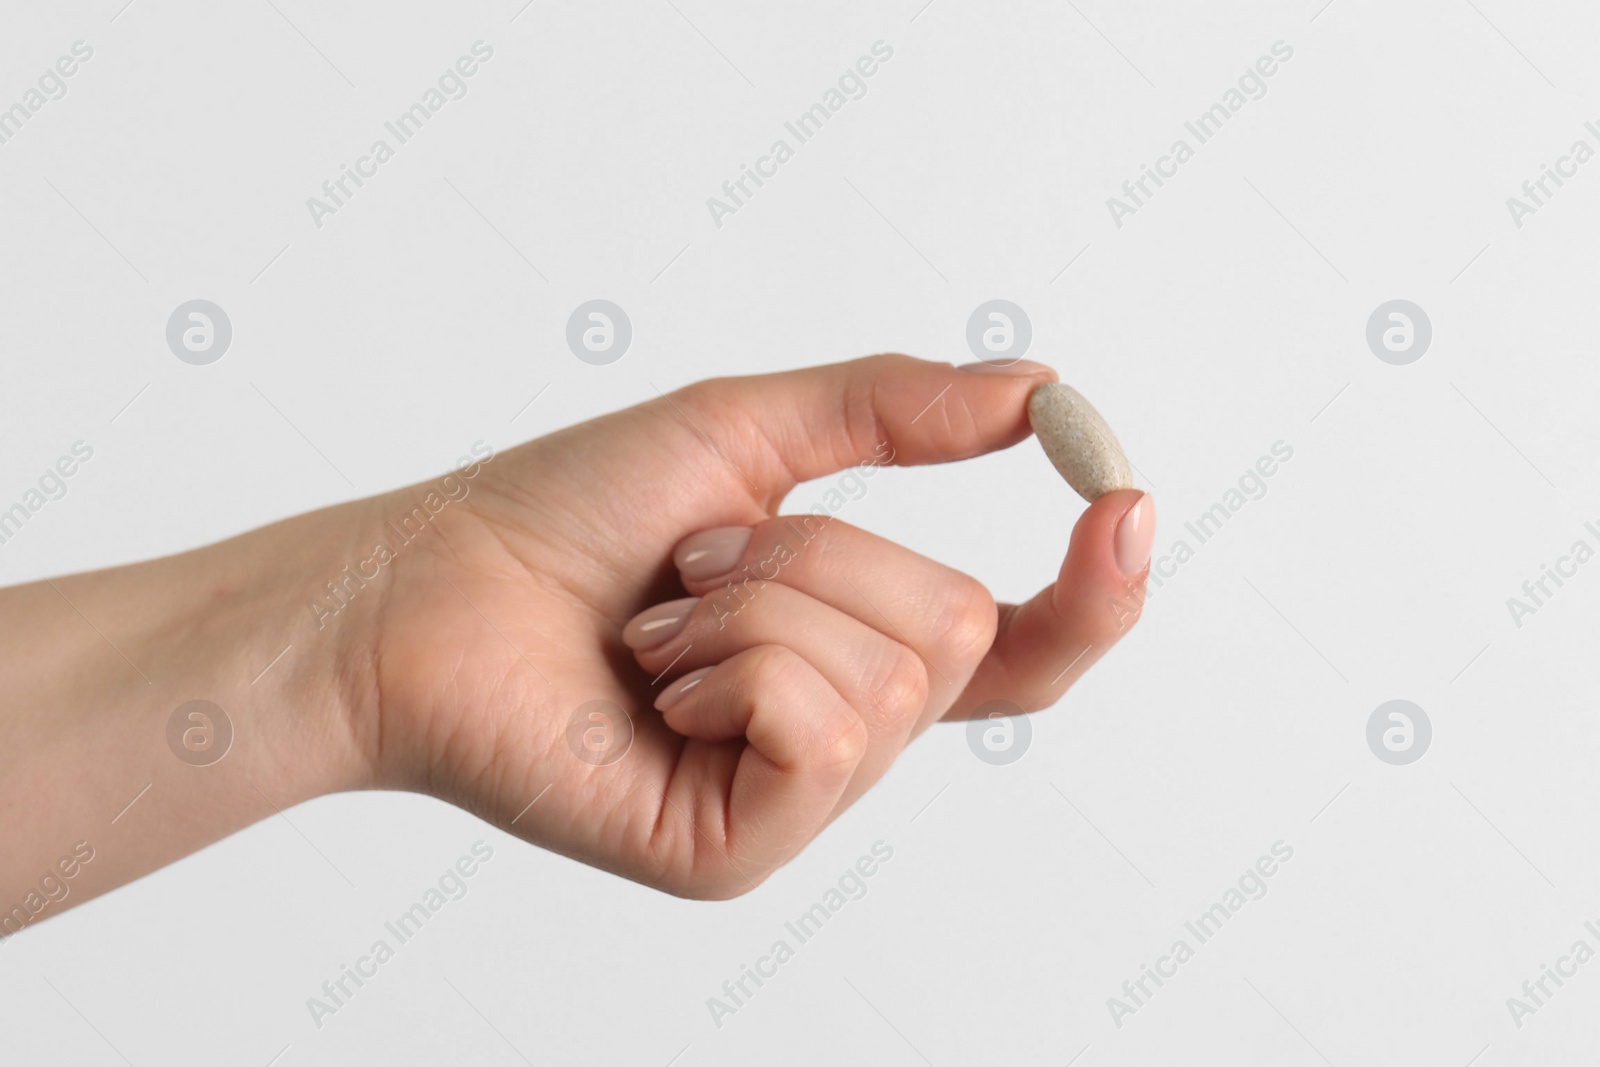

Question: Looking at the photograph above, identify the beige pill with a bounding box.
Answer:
[1027,383,1133,503]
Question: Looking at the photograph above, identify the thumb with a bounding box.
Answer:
[947,489,1155,718]
[662,353,1057,502]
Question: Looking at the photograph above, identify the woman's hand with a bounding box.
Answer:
[0,354,1152,922]
[360,354,1154,898]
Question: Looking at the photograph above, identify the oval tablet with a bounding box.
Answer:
[1027,383,1133,503]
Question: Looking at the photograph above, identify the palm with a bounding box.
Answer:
[374,394,777,894]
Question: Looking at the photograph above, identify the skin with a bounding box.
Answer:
[0,354,1150,927]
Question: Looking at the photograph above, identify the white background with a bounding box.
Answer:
[3,0,1598,1063]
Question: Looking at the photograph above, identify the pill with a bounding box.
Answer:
[1027,383,1133,503]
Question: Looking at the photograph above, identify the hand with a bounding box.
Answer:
[0,354,1152,919]
[362,354,1155,897]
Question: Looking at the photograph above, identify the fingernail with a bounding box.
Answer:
[622,596,698,651]
[1114,493,1155,577]
[674,527,753,582]
[956,359,1054,376]
[656,665,714,711]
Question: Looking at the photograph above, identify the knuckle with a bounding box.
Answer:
[672,376,733,413]
[742,643,806,693]
[666,379,766,475]
[864,642,929,733]
[928,577,998,667]
[811,697,870,772]
[743,647,865,772]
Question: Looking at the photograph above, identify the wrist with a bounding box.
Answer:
[193,497,392,800]
[92,504,385,803]
[0,500,386,918]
